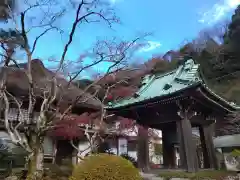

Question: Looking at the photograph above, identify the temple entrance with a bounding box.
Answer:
[159,122,217,171]
[107,59,238,172]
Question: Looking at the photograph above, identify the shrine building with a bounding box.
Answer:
[106,59,240,172]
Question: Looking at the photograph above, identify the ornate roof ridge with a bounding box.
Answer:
[135,74,155,97]
[154,68,178,78]
[107,59,240,110]
[136,67,182,97]
[108,59,201,107]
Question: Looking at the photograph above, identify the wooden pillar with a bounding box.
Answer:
[196,147,203,168]
[116,136,119,155]
[177,111,198,172]
[137,126,150,172]
[199,124,218,169]
[199,126,210,168]
[162,128,176,168]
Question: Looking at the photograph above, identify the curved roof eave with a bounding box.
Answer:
[198,83,240,113]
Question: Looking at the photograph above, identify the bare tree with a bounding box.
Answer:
[0,0,149,179]
[217,112,240,135]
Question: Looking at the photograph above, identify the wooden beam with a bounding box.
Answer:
[199,126,210,168]
[191,115,216,126]
[139,113,181,125]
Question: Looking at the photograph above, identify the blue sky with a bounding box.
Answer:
[3,0,240,75]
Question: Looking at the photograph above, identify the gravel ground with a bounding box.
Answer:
[140,172,240,180]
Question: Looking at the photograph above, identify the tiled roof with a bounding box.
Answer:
[107,59,239,110]
[108,59,200,108]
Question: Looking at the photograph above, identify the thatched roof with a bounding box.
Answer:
[2,59,102,110]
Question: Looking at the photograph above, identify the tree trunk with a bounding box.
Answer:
[26,135,44,180]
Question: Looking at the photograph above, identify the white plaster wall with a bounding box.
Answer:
[128,151,137,160]
[0,130,10,139]
[78,141,91,157]
[77,141,91,163]
[118,138,128,154]
[75,124,164,165]
[115,123,163,164]
[43,136,54,155]
[111,147,118,155]
[176,150,180,166]
[118,124,163,139]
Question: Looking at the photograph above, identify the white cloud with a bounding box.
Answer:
[199,0,240,25]
[138,41,162,52]
[109,0,122,4]
[109,0,116,3]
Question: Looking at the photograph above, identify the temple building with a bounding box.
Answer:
[107,59,240,172]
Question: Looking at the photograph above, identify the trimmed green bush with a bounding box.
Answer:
[70,153,141,180]
[120,153,137,167]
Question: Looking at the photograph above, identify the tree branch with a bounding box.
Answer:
[56,0,118,73]
[31,26,58,54]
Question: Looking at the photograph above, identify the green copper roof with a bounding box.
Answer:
[108,59,201,108]
[107,59,240,110]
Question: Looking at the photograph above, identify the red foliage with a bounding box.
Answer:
[138,125,149,136]
[117,117,135,130]
[50,112,96,140]
[117,117,156,137]
[103,73,117,84]
[106,94,113,100]
[116,117,160,138]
